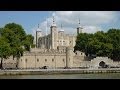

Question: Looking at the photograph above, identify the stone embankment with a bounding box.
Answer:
[0,68,120,75]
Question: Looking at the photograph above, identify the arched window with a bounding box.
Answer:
[25,59,27,62]
[63,59,65,62]
[37,59,39,62]
[75,52,77,55]
[45,59,47,62]
[52,59,54,62]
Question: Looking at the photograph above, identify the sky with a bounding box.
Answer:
[0,11,120,36]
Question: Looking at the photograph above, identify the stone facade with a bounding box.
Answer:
[36,16,77,50]
[90,57,113,68]
[36,25,76,50]
[0,56,17,69]
[1,50,120,69]
[18,47,86,69]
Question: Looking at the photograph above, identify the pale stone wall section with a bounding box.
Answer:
[1,52,120,69]
[18,52,66,69]
[91,57,113,68]
[0,56,16,68]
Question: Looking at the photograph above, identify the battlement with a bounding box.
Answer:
[24,48,66,56]
[23,52,66,56]
[74,51,85,57]
[91,57,112,61]
[29,47,86,57]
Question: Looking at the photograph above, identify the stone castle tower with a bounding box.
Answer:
[77,19,83,35]
[35,17,83,50]
[36,24,42,48]
[66,47,74,68]
[50,15,58,50]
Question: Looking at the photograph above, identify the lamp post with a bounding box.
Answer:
[54,54,56,69]
[35,53,36,69]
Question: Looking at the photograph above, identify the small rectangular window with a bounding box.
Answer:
[45,59,47,62]
[37,59,39,62]
[52,59,54,62]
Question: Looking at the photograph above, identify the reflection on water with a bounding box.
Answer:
[0,73,120,79]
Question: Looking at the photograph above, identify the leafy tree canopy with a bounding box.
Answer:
[74,29,120,61]
[0,23,34,69]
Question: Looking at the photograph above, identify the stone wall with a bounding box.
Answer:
[2,49,120,69]
[18,52,66,69]
[91,57,113,68]
[112,61,120,67]
[18,47,85,69]
[0,56,17,69]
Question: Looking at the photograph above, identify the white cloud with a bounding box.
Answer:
[83,26,102,33]
[33,11,117,35]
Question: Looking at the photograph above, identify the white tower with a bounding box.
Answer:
[50,14,58,49]
[36,24,42,48]
[77,19,83,35]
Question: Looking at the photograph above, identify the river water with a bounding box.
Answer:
[0,73,120,79]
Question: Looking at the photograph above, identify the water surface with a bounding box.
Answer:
[0,73,120,79]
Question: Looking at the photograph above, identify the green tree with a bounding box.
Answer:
[4,23,26,41]
[74,30,114,59]
[0,37,11,69]
[23,34,34,51]
[74,33,93,56]
[0,23,34,68]
[90,31,113,57]
[1,23,27,68]
[107,29,120,60]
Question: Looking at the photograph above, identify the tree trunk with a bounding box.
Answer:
[0,58,3,69]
